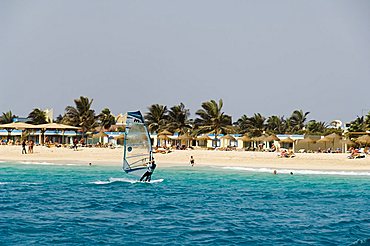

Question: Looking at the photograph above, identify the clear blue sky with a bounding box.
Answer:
[1,0,369,123]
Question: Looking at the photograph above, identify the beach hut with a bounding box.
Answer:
[220,134,237,148]
[157,130,172,147]
[238,135,252,149]
[196,135,211,148]
[279,137,295,151]
[177,133,194,147]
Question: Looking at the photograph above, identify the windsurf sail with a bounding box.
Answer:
[123,111,153,177]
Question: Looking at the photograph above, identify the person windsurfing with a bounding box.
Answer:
[140,158,156,182]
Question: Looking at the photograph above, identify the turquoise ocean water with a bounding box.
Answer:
[1,161,370,245]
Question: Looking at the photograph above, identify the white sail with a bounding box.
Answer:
[123,111,153,177]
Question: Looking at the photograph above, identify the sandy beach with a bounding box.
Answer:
[1,145,370,172]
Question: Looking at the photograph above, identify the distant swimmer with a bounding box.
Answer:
[273,170,277,175]
[290,172,293,175]
[89,163,92,166]
[190,156,195,167]
[140,159,157,182]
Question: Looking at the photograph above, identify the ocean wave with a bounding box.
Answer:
[350,238,370,245]
[0,181,42,185]
[18,161,78,166]
[222,167,370,176]
[90,177,164,185]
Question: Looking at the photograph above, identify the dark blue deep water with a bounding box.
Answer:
[1,161,370,245]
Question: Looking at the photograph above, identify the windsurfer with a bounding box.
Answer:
[140,159,156,182]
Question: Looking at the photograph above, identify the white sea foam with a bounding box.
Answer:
[18,161,78,166]
[90,177,164,185]
[222,166,370,176]
[0,181,42,185]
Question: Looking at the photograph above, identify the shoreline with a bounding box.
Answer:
[1,145,370,172]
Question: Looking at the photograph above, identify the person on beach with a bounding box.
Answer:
[190,156,195,166]
[21,140,27,154]
[28,140,34,154]
[73,138,78,151]
[140,159,156,182]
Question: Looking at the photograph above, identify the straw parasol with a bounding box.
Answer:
[158,130,172,136]
[197,135,212,141]
[220,134,236,141]
[356,135,370,145]
[114,134,125,140]
[252,135,268,142]
[299,137,316,144]
[317,136,333,150]
[93,131,108,138]
[238,135,252,142]
[324,133,340,139]
[177,133,194,140]
[298,137,316,151]
[340,138,355,146]
[280,137,294,143]
[266,134,280,142]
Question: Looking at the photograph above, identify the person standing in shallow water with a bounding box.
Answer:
[21,140,27,154]
[190,156,195,167]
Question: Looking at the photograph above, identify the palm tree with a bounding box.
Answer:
[289,110,310,132]
[348,116,366,132]
[62,96,96,137]
[1,110,15,124]
[167,103,192,135]
[1,110,16,141]
[98,108,116,130]
[27,108,47,125]
[245,113,266,137]
[144,104,168,133]
[266,115,286,134]
[194,99,232,146]
[54,114,63,123]
[306,120,327,134]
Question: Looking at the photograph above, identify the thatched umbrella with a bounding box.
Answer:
[177,133,194,147]
[340,138,355,145]
[280,137,295,151]
[238,135,252,142]
[317,136,332,150]
[157,130,172,146]
[298,137,316,152]
[280,137,294,143]
[93,131,108,138]
[220,134,236,147]
[93,131,108,144]
[325,133,340,139]
[114,134,125,140]
[220,134,236,141]
[266,134,280,142]
[196,135,211,147]
[197,135,212,141]
[158,130,172,136]
[356,135,370,146]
